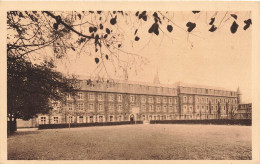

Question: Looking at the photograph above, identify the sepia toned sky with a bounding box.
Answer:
[54,11,252,103]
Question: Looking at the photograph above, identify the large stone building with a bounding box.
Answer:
[37,75,240,125]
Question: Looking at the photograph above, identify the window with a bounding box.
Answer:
[118,94,122,102]
[197,105,200,110]
[88,93,94,101]
[118,104,122,111]
[169,106,173,112]
[197,98,200,103]
[183,105,187,113]
[202,98,204,103]
[189,106,193,112]
[99,116,103,122]
[174,98,177,104]
[89,104,94,111]
[89,116,93,123]
[79,116,83,123]
[142,105,146,111]
[163,105,167,112]
[169,98,172,104]
[78,103,84,110]
[40,117,46,124]
[68,103,73,110]
[109,104,114,111]
[206,106,209,111]
[130,95,135,102]
[183,96,187,102]
[109,116,113,122]
[206,98,208,103]
[118,115,122,121]
[148,97,153,103]
[69,116,73,123]
[109,94,114,101]
[141,96,146,103]
[189,96,192,103]
[235,99,237,104]
[157,97,161,103]
[98,94,103,101]
[98,104,103,111]
[78,92,83,100]
[163,97,167,103]
[156,105,161,111]
[149,105,153,112]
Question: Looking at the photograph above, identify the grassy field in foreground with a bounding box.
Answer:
[8,124,251,160]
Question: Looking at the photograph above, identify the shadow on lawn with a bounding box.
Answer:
[8,130,41,137]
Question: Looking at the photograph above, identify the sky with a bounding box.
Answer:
[53,11,252,103]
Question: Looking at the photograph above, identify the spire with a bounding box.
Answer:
[237,87,241,94]
[153,69,160,84]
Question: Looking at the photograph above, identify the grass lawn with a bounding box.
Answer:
[8,124,251,160]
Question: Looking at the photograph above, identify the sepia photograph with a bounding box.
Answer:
[1,1,260,163]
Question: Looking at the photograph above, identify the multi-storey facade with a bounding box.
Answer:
[37,78,239,125]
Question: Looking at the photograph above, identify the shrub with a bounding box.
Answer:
[38,121,143,129]
[150,119,251,126]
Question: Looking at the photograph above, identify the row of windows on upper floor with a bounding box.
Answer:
[66,92,178,104]
[63,103,179,113]
[180,87,237,96]
[182,96,237,104]
[83,81,178,94]
[182,105,237,113]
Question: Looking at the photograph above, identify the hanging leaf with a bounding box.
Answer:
[231,14,237,20]
[135,11,139,16]
[103,34,108,39]
[209,17,215,25]
[209,25,217,32]
[167,25,173,32]
[134,29,138,35]
[135,36,140,41]
[105,54,109,60]
[186,22,196,32]
[93,27,97,32]
[110,16,117,25]
[53,23,58,30]
[118,44,121,48]
[95,58,99,64]
[97,11,102,14]
[192,11,200,14]
[244,19,252,31]
[106,28,110,34]
[230,21,239,34]
[148,22,159,35]
[78,14,81,19]
[138,11,147,21]
[89,27,94,33]
[71,47,75,51]
[113,11,116,14]
[100,24,103,30]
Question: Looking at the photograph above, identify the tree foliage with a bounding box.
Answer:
[7,54,78,120]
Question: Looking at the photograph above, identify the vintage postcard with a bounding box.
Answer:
[0,1,259,164]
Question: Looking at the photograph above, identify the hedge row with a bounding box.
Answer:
[38,121,143,129]
[150,119,251,126]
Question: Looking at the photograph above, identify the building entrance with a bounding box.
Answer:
[130,114,134,122]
